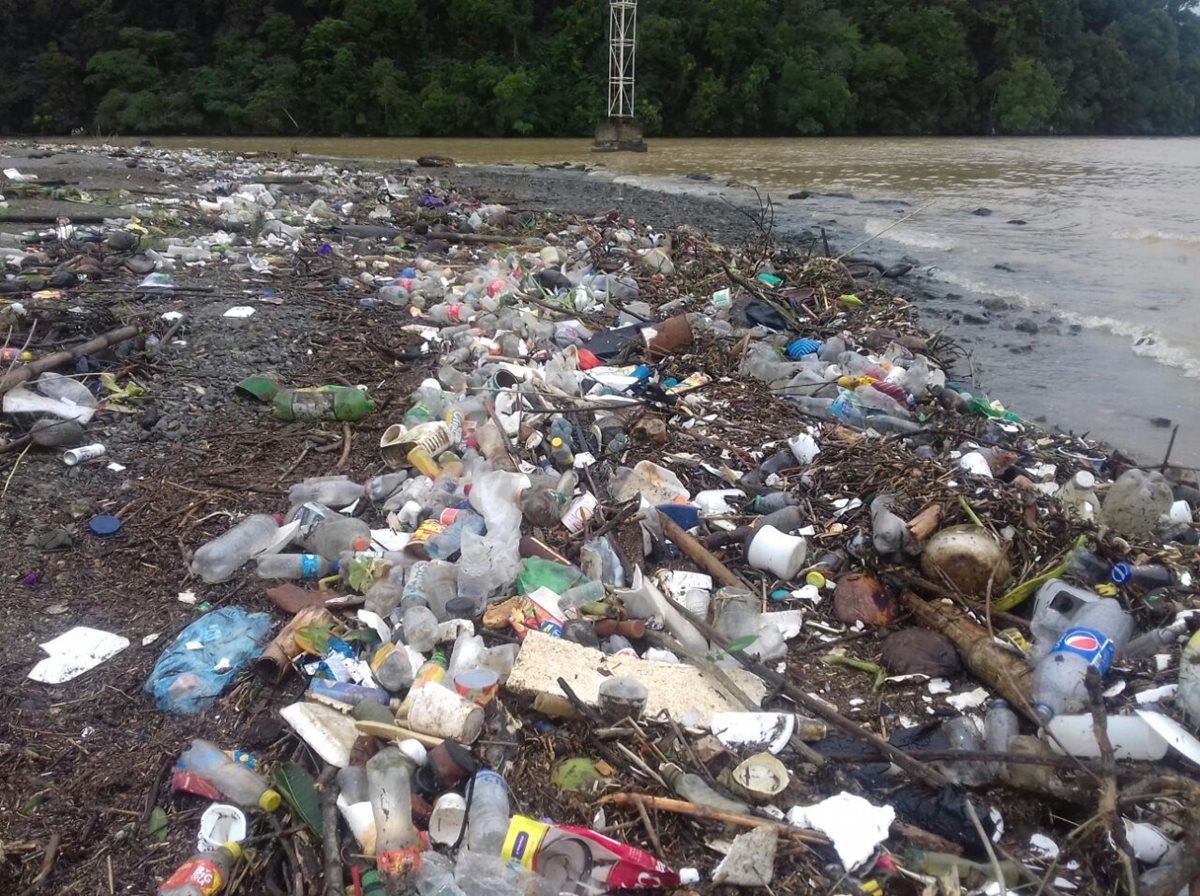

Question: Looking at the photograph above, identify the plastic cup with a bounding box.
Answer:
[453,668,500,706]
[745,525,807,581]
[406,684,483,743]
[428,793,467,845]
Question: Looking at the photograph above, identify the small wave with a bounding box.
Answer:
[1060,313,1200,378]
[934,269,1034,308]
[1111,228,1200,246]
[864,217,957,251]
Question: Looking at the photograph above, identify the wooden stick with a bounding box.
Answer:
[353,719,444,748]
[596,793,828,845]
[906,503,943,542]
[898,589,1036,722]
[16,833,60,896]
[0,324,138,395]
[320,772,342,896]
[657,511,752,590]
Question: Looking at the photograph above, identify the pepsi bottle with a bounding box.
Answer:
[1030,590,1134,721]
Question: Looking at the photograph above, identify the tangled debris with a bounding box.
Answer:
[2,143,1199,896]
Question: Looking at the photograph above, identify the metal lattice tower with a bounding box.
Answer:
[607,1,637,119]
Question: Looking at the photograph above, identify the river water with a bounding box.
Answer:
[129,136,1200,466]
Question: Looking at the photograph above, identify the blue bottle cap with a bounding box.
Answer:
[1111,562,1134,585]
[89,514,122,537]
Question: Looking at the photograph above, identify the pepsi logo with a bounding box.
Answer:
[1063,632,1101,652]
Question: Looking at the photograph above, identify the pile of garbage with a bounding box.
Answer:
[4,146,1200,896]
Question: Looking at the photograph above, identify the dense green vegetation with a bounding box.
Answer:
[2,0,1199,137]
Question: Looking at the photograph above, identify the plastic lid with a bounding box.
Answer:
[806,571,827,589]
[222,841,243,860]
[1111,562,1134,585]
[1074,471,1096,489]
[259,788,282,812]
[89,514,122,537]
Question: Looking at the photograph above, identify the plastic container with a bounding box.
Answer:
[1055,471,1098,521]
[1101,468,1173,538]
[254,553,335,580]
[1029,578,1102,660]
[713,588,761,642]
[366,747,420,871]
[1179,630,1200,729]
[745,525,807,580]
[466,769,511,855]
[191,514,280,584]
[1044,713,1169,759]
[160,843,241,896]
[272,386,375,422]
[178,739,281,811]
[407,683,484,743]
[1030,584,1134,720]
[983,699,1019,778]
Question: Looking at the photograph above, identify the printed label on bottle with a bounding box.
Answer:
[161,858,225,896]
[1051,627,1116,673]
[375,846,420,879]
[300,554,320,579]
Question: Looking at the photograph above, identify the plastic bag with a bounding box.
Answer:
[145,607,272,714]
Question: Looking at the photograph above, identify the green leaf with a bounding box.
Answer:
[724,635,758,655]
[339,628,379,644]
[272,762,323,836]
[146,807,169,842]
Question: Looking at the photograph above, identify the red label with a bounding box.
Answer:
[162,858,225,896]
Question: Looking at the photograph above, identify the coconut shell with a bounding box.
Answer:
[833,573,899,626]
[881,628,962,677]
[921,525,1011,596]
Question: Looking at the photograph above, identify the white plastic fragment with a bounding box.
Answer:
[711,827,778,886]
[946,687,990,710]
[786,793,894,871]
[28,626,130,684]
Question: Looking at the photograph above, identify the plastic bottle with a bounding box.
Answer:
[366,747,420,873]
[661,763,750,815]
[287,477,366,508]
[1055,471,1099,521]
[416,852,468,896]
[336,765,376,853]
[425,511,485,561]
[466,769,511,855]
[304,515,371,560]
[402,605,440,652]
[750,492,798,513]
[254,553,336,580]
[603,634,638,657]
[519,486,562,527]
[1111,562,1173,590]
[160,843,241,896]
[713,588,761,641]
[1031,592,1134,721]
[1028,578,1101,660]
[1064,546,1112,586]
[177,739,282,811]
[371,642,415,693]
[983,699,1019,779]
[404,382,446,427]
[1178,630,1200,730]
[1101,468,1174,538]
[397,651,448,716]
[191,515,280,584]
[272,387,375,422]
[941,716,988,785]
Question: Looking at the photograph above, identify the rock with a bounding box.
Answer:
[1151,417,1173,428]
[47,270,78,288]
[961,310,990,325]
[106,231,137,251]
[416,156,456,168]
[971,207,993,216]
[882,263,913,278]
[125,159,138,168]
[881,628,961,677]
[686,173,713,181]
[994,263,1015,272]
[787,191,813,200]
[981,297,1013,312]
[640,247,674,276]
[1007,219,1028,225]
[1014,318,1039,334]
[833,573,898,627]
[124,254,156,275]
[712,827,778,887]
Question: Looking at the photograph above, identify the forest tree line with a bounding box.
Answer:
[2,0,1199,137]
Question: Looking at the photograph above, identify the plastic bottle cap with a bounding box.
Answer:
[1111,562,1134,585]
[1074,471,1096,489]
[89,514,122,537]
[259,789,282,812]
[551,437,564,448]
[806,571,827,589]
[222,841,243,860]
[679,868,701,885]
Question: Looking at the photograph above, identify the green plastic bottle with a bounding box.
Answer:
[271,386,375,422]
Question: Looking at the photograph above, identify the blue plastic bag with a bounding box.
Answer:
[145,607,272,714]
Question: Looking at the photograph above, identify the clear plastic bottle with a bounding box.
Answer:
[177,739,281,811]
[402,605,440,652]
[366,747,420,868]
[287,477,365,508]
[371,642,415,693]
[713,588,761,641]
[305,515,371,560]
[416,851,468,896]
[465,769,511,855]
[191,515,280,584]
[1055,471,1099,521]
[425,511,485,561]
[661,763,750,815]
[549,434,574,469]
[336,765,376,853]
[941,716,988,785]
[983,699,1019,779]
[254,553,336,580]
[160,842,241,896]
[1031,594,1134,721]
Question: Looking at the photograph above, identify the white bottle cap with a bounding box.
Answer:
[1074,471,1096,489]
[678,868,701,885]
